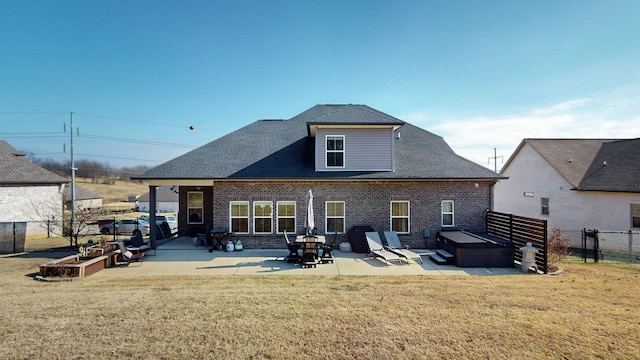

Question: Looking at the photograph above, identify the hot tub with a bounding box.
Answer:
[436,230,515,268]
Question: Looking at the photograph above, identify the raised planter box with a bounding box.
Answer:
[38,250,120,279]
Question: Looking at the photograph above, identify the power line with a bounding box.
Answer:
[74,152,162,163]
[73,112,220,132]
[78,133,193,148]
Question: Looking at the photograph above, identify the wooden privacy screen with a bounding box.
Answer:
[486,211,548,274]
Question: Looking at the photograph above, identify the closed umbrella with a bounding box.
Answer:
[305,189,314,236]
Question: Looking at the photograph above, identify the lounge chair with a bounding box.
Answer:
[364,232,404,266]
[117,241,145,266]
[384,231,423,264]
[284,232,301,263]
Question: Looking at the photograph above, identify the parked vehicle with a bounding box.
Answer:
[94,219,114,227]
[100,219,150,236]
[155,215,178,232]
[139,214,178,233]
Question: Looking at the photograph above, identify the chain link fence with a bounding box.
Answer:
[578,229,640,264]
[0,222,27,254]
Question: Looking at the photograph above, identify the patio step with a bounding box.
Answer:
[429,254,447,265]
[436,249,453,259]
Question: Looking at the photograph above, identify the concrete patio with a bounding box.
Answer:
[95,236,525,278]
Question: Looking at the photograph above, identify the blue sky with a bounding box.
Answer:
[1,0,638,170]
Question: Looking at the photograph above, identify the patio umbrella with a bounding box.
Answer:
[305,189,314,236]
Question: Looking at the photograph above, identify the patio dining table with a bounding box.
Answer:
[296,235,325,268]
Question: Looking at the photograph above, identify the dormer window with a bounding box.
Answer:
[326,135,344,168]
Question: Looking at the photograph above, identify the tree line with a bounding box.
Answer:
[29,156,150,181]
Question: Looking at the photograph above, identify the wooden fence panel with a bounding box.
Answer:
[486,211,548,273]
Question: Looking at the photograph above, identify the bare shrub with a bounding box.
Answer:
[548,225,571,266]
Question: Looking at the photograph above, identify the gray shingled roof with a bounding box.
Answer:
[137,186,179,202]
[0,140,68,185]
[63,185,101,201]
[508,138,640,193]
[135,104,503,181]
[579,139,640,192]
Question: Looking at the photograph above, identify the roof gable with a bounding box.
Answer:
[135,105,502,181]
[138,186,180,202]
[0,140,68,185]
[63,186,101,201]
[504,138,640,193]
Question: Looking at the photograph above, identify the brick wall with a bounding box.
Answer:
[179,180,493,249]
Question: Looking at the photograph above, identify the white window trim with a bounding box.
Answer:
[187,191,204,224]
[229,201,249,234]
[390,200,410,234]
[325,135,345,168]
[441,200,455,227]
[276,201,296,234]
[541,197,550,216]
[253,201,273,234]
[325,201,345,234]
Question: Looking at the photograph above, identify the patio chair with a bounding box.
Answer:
[130,233,156,256]
[364,232,404,266]
[117,241,145,266]
[320,232,337,264]
[383,231,423,264]
[284,232,301,263]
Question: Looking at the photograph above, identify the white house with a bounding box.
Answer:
[136,186,179,213]
[63,185,102,211]
[0,141,68,236]
[494,138,640,244]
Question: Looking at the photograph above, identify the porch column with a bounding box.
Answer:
[149,186,157,249]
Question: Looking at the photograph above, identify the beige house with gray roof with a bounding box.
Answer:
[0,140,68,235]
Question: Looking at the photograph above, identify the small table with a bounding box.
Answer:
[209,228,229,252]
[296,236,325,268]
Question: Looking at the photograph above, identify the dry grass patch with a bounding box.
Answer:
[0,253,639,359]
[76,177,149,204]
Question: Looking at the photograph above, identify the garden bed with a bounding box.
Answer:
[38,250,120,279]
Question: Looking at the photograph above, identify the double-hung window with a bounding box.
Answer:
[390,201,410,233]
[442,200,454,227]
[632,204,640,228]
[253,201,273,234]
[277,201,296,234]
[326,201,345,234]
[230,201,249,234]
[326,135,344,167]
[187,192,203,224]
[541,197,550,215]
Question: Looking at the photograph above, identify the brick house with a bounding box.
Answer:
[134,105,504,248]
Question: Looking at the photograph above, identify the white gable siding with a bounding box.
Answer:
[495,143,640,245]
[0,185,63,235]
[315,128,394,171]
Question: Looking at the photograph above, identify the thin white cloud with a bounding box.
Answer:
[403,91,640,171]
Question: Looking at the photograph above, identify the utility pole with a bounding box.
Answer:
[488,147,503,173]
[65,112,78,244]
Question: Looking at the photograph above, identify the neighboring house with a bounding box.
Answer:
[134,104,504,248]
[63,185,103,211]
[0,140,68,235]
[137,186,179,213]
[494,138,640,244]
